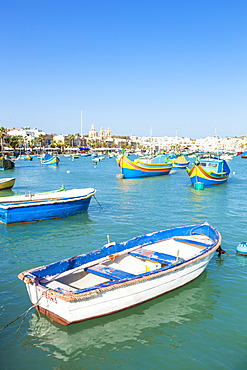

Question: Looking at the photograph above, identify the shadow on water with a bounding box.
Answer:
[25,273,218,362]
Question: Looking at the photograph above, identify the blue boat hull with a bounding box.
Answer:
[121,167,171,178]
[0,197,93,224]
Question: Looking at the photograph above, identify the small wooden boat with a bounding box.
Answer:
[186,157,230,187]
[241,151,247,158]
[0,177,16,190]
[18,222,221,325]
[172,155,190,168]
[116,155,173,178]
[0,188,96,224]
[41,153,60,165]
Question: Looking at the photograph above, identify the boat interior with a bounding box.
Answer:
[42,234,214,295]
[200,160,223,172]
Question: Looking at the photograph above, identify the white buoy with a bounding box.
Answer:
[66,170,70,173]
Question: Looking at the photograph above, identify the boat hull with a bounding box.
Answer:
[187,164,229,186]
[0,158,15,170]
[172,155,190,168]
[19,223,221,325]
[173,162,190,169]
[41,157,59,165]
[0,177,16,190]
[0,188,96,224]
[117,155,173,178]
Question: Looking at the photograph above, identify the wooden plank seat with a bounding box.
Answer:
[129,248,181,265]
[85,264,137,281]
[173,238,212,249]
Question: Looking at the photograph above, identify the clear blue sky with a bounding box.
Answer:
[0,0,246,139]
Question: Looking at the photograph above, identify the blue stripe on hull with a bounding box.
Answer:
[122,168,171,178]
[0,198,92,224]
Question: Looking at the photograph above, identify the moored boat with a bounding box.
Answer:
[41,153,60,165]
[18,222,221,325]
[0,188,96,224]
[0,177,16,190]
[241,151,247,158]
[172,155,190,168]
[0,156,15,170]
[186,157,230,187]
[16,154,32,161]
[116,154,173,178]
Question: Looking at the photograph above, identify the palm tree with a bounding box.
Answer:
[57,140,64,152]
[68,134,75,147]
[18,136,25,150]
[50,140,57,148]
[29,139,37,151]
[0,127,7,151]
[37,134,45,150]
[9,136,20,150]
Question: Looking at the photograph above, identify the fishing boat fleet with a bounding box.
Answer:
[0,148,243,326]
[116,152,231,188]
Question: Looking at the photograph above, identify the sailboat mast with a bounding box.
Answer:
[80,110,82,137]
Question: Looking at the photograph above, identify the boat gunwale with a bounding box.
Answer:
[0,189,96,208]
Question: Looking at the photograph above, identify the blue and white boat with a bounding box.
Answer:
[0,188,96,224]
[41,153,60,165]
[18,222,221,325]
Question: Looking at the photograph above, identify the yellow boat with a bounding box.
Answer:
[0,177,16,190]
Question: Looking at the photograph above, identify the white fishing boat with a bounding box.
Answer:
[18,223,222,325]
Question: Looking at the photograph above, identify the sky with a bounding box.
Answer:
[0,0,246,139]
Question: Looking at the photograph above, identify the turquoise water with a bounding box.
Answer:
[0,155,246,370]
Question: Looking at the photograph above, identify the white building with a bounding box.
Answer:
[7,127,45,140]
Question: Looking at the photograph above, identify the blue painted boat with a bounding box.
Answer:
[116,154,173,178]
[186,157,230,187]
[0,188,96,224]
[18,222,221,325]
[241,151,247,158]
[41,153,60,165]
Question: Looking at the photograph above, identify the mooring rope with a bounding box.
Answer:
[93,194,102,208]
[0,294,44,341]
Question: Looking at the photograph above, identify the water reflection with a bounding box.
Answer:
[0,189,15,197]
[26,273,218,362]
[236,255,247,266]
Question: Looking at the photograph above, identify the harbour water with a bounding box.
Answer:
[0,155,246,369]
